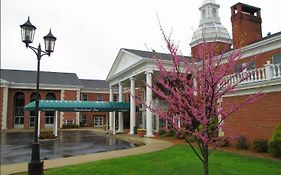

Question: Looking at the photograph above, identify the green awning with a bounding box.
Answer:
[24,100,130,112]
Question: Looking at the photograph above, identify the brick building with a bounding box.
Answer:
[1,1,281,143]
[190,1,281,144]
[0,69,110,129]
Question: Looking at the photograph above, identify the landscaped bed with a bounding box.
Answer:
[15,145,281,175]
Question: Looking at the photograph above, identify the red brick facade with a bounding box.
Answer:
[80,92,109,127]
[6,89,61,129]
[191,42,231,58]
[222,92,281,145]
[231,3,262,49]
[63,90,79,124]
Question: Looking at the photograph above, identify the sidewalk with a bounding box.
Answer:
[1,132,173,175]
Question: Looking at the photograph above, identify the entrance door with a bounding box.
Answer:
[93,115,104,128]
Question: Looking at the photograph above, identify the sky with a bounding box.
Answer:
[1,0,280,80]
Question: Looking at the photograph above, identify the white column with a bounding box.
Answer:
[109,86,113,132]
[113,111,116,135]
[76,90,80,125]
[53,111,58,137]
[264,61,273,80]
[129,77,136,134]
[60,89,65,128]
[2,86,8,129]
[38,111,41,137]
[145,71,154,137]
[118,82,124,133]
[155,100,159,132]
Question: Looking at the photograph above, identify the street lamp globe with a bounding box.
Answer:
[43,29,56,53]
[20,17,36,47]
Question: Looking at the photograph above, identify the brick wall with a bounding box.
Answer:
[63,90,79,124]
[231,3,262,49]
[222,92,281,145]
[80,92,109,127]
[6,89,61,129]
[191,42,231,58]
[236,48,281,69]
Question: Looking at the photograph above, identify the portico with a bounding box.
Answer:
[106,48,174,137]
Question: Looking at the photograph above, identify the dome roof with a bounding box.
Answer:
[190,0,231,47]
[190,23,231,47]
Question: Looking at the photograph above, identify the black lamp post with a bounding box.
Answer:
[20,17,56,175]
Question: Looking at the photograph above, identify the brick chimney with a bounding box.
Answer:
[231,3,262,49]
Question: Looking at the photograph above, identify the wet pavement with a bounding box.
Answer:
[0,130,135,165]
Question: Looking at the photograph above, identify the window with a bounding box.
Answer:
[45,93,56,117]
[94,115,103,127]
[82,94,88,101]
[96,95,103,101]
[45,116,54,124]
[272,54,281,64]
[15,116,24,125]
[235,61,256,73]
[81,115,87,125]
[212,8,217,17]
[66,120,73,125]
[113,95,118,102]
[202,9,206,18]
[14,92,25,125]
[30,116,35,127]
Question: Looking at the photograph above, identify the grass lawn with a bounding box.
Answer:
[16,145,281,175]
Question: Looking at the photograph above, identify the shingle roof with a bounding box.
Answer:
[260,31,281,41]
[79,79,109,90]
[0,69,82,86]
[123,48,191,61]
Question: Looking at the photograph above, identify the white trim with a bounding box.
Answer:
[221,33,281,61]
[223,79,281,97]
[2,86,8,129]
[80,90,109,93]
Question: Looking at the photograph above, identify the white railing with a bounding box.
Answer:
[272,63,281,79]
[225,63,281,85]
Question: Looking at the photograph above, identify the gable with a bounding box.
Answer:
[106,49,143,80]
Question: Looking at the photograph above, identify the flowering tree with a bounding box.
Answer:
[142,30,259,175]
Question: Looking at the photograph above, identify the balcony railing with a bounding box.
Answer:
[225,62,281,85]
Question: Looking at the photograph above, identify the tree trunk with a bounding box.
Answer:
[204,158,208,175]
[203,145,209,175]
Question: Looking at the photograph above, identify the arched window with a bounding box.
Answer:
[14,92,25,126]
[202,9,206,18]
[29,92,41,127]
[212,8,217,17]
[45,93,56,125]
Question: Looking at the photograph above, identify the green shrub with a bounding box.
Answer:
[271,124,281,141]
[269,124,281,157]
[253,139,268,153]
[166,129,176,137]
[268,140,281,157]
[39,131,56,139]
[235,135,249,149]
[62,123,79,129]
[159,129,168,137]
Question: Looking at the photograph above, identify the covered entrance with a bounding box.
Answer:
[24,100,130,136]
